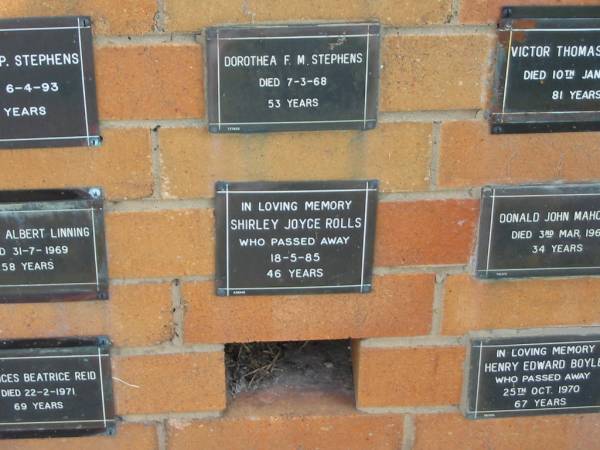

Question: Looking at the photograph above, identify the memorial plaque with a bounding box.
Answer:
[491,7,600,133]
[206,23,380,133]
[0,337,115,438]
[0,188,108,302]
[215,180,377,295]
[0,16,100,148]
[465,331,600,419]
[476,183,600,278]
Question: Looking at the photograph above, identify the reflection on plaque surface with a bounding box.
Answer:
[476,183,600,279]
[206,23,380,132]
[0,337,115,438]
[465,330,600,419]
[491,7,600,133]
[0,16,99,148]
[215,180,378,295]
[0,188,108,302]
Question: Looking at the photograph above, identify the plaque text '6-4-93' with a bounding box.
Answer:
[0,16,100,148]
[491,7,600,133]
[206,23,380,133]
[0,188,108,302]
[216,180,378,296]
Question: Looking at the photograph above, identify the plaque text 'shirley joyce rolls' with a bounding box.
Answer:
[206,23,380,133]
[0,16,100,148]
[491,7,600,133]
[0,189,108,302]
[464,330,600,419]
[215,180,378,296]
[0,337,115,438]
[476,183,600,279]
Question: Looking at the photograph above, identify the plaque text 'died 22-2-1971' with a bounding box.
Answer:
[0,16,99,148]
[215,180,377,295]
[206,23,380,132]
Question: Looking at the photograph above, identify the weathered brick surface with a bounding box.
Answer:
[105,209,214,279]
[183,274,434,343]
[354,344,465,407]
[160,123,432,198]
[168,390,404,450]
[439,121,600,189]
[0,283,172,347]
[0,1,157,35]
[96,45,204,120]
[0,128,152,200]
[459,0,599,24]
[375,200,479,267]
[165,0,452,30]
[381,35,493,112]
[442,274,600,335]
[113,352,225,415]
[0,423,158,450]
[413,413,600,450]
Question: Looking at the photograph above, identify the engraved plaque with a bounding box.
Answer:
[215,180,378,295]
[0,337,115,438]
[0,16,99,148]
[491,7,600,133]
[465,331,600,419]
[476,183,600,278]
[0,188,108,302]
[206,23,380,133]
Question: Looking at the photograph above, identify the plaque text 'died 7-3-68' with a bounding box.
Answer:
[0,16,99,148]
[206,23,380,133]
[215,180,378,296]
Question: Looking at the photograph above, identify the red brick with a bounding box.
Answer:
[96,45,204,120]
[0,128,152,200]
[0,283,172,347]
[113,352,225,415]
[375,200,479,267]
[2,423,158,450]
[460,0,599,24]
[414,412,600,450]
[354,344,465,407]
[168,389,404,450]
[381,35,493,111]
[439,121,600,188]
[165,0,451,30]
[0,1,157,35]
[442,274,600,335]
[159,123,432,198]
[106,209,214,279]
[183,274,434,343]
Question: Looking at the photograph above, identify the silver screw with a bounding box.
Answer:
[88,188,102,199]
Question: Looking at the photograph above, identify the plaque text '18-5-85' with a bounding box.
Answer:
[491,7,600,133]
[206,23,380,133]
[215,180,377,295]
[0,16,99,148]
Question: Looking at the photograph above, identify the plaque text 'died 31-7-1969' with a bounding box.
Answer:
[0,189,108,302]
[491,7,600,133]
[0,16,99,148]
[215,180,378,296]
[206,23,380,133]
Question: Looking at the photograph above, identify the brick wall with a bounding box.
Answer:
[0,1,598,449]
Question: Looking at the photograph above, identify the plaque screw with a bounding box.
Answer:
[89,136,102,147]
[97,291,108,300]
[492,125,503,134]
[502,7,512,18]
[88,188,102,199]
[97,336,110,347]
[82,18,91,27]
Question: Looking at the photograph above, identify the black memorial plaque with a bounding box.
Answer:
[491,7,600,133]
[0,337,115,438]
[476,183,600,279]
[215,180,378,295]
[0,16,99,148]
[465,331,600,419]
[206,23,380,133]
[0,188,108,302]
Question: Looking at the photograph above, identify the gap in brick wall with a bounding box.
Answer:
[225,340,354,403]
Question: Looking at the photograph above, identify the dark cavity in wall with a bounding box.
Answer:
[225,339,354,398]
